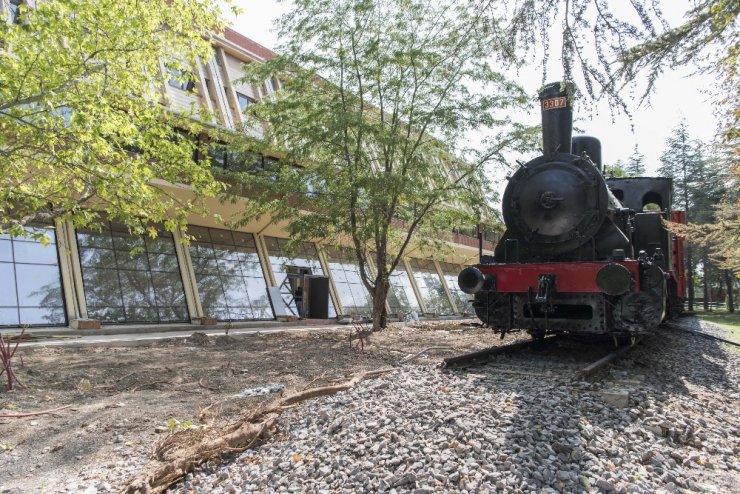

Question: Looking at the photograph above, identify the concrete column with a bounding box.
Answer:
[54,220,81,322]
[403,258,427,314]
[215,47,244,127]
[172,229,203,320]
[434,259,458,314]
[253,234,276,287]
[193,57,216,117]
[61,221,88,319]
[203,54,234,129]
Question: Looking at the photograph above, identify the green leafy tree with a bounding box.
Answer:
[231,0,534,330]
[604,161,627,177]
[0,0,232,239]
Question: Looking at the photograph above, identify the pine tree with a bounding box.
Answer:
[658,121,701,310]
[625,145,646,176]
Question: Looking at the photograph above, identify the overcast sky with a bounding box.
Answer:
[228,1,721,182]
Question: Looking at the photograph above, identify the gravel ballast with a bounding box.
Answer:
[175,323,739,494]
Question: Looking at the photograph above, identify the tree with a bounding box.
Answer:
[504,0,739,140]
[625,145,646,176]
[671,145,738,312]
[0,0,232,240]
[604,161,627,177]
[658,121,729,310]
[659,121,701,310]
[231,0,533,330]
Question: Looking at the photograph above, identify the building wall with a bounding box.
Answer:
[0,19,491,329]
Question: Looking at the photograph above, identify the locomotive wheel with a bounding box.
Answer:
[473,292,510,328]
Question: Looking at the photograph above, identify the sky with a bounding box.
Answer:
[227,1,722,182]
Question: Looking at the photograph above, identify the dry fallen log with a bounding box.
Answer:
[122,368,394,494]
[0,404,73,418]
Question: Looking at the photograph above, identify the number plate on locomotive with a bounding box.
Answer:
[543,97,567,110]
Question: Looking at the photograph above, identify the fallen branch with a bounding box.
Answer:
[128,381,172,393]
[122,367,395,494]
[0,404,72,418]
[116,372,137,383]
[198,379,219,392]
[398,346,454,364]
[300,371,327,391]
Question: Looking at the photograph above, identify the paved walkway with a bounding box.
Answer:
[3,320,355,348]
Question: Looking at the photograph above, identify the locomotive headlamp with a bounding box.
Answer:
[596,263,633,296]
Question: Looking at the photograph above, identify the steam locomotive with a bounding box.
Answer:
[458,82,687,339]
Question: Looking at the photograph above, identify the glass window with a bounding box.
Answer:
[387,264,420,314]
[236,92,256,113]
[167,66,196,92]
[439,262,472,314]
[208,142,227,169]
[325,247,372,316]
[9,0,22,24]
[265,237,336,318]
[0,225,66,327]
[76,222,189,324]
[190,227,273,321]
[409,259,453,315]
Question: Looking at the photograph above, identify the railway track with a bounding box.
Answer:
[441,334,642,380]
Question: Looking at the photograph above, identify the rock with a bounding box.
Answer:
[601,390,630,408]
[596,479,615,491]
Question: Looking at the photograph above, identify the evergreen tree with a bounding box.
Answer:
[625,146,646,176]
[658,121,701,310]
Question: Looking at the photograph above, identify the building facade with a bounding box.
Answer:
[0,10,495,329]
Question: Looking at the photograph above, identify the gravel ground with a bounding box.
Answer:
[0,320,497,493]
[173,320,739,494]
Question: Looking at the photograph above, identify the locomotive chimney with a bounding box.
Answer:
[539,82,573,155]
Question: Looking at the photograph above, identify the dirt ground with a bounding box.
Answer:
[0,320,504,493]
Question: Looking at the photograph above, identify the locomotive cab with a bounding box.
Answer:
[459,82,687,338]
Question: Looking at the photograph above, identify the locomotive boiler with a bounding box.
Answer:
[459,82,687,338]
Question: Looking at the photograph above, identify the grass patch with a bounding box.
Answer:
[695,310,740,344]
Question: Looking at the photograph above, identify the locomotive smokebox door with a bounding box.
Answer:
[502,155,609,256]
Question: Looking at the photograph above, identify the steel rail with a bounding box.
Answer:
[575,338,641,379]
[441,335,560,368]
[664,322,740,348]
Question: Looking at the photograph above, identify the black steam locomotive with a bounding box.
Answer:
[459,82,686,339]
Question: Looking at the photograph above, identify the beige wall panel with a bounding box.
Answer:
[168,87,201,112]
[151,181,484,267]
[224,55,259,99]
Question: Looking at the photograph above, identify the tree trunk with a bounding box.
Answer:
[702,251,710,311]
[725,270,735,313]
[686,245,695,311]
[371,282,389,331]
